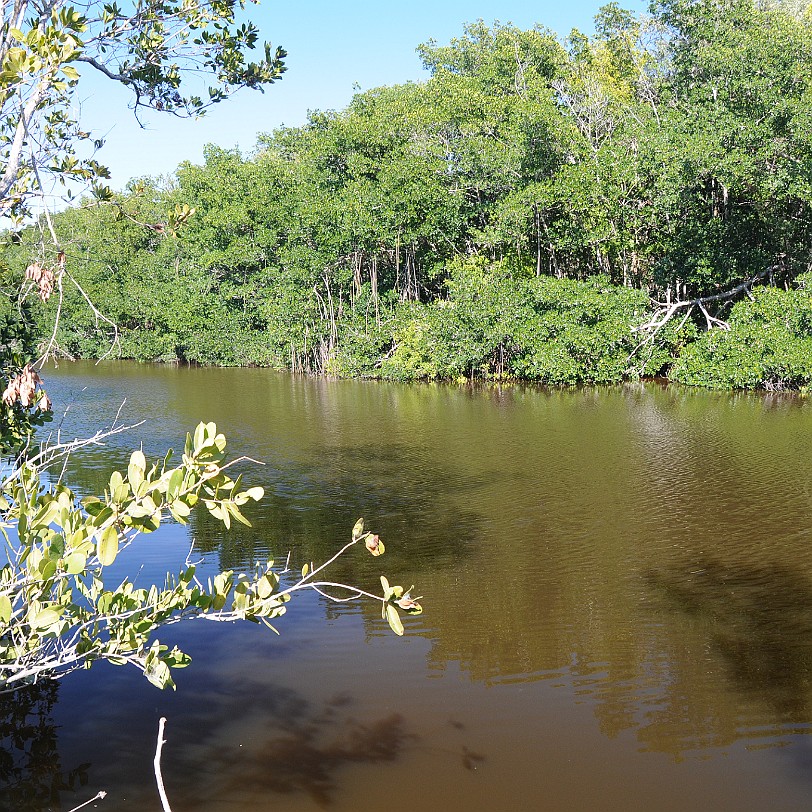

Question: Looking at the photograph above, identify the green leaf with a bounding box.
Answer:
[30,607,61,630]
[128,450,146,488]
[145,658,174,690]
[167,468,184,500]
[0,594,11,624]
[109,470,124,494]
[38,559,57,581]
[352,518,364,539]
[193,422,206,451]
[171,499,191,517]
[97,524,119,566]
[226,502,251,526]
[87,505,114,528]
[64,552,86,575]
[385,603,404,636]
[82,497,105,516]
[257,574,275,599]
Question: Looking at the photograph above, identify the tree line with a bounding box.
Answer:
[5,0,812,390]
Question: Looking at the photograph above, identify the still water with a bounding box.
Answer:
[4,362,812,811]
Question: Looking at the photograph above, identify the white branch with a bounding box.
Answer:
[65,791,108,812]
[155,717,173,812]
[0,80,51,211]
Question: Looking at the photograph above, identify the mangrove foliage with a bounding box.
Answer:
[6,0,812,390]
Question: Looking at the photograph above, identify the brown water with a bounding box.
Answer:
[4,362,812,811]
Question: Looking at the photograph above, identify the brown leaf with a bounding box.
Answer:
[364,534,385,556]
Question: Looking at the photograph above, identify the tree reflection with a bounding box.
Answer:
[0,682,91,812]
[223,707,413,806]
[151,682,421,809]
[647,557,812,725]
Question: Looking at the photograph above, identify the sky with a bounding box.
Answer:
[77,0,647,189]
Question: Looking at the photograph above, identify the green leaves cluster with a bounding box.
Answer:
[0,423,420,690]
[0,0,286,227]
[671,277,812,390]
[7,1,812,389]
[379,576,422,637]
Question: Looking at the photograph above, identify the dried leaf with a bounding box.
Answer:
[364,533,385,556]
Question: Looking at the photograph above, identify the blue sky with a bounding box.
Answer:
[78,0,646,188]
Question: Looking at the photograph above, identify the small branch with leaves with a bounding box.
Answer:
[0,421,422,691]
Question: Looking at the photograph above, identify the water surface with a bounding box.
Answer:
[4,363,812,811]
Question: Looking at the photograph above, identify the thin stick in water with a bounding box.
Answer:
[155,716,173,812]
[66,791,107,812]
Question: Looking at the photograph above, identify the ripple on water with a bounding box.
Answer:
[21,366,812,811]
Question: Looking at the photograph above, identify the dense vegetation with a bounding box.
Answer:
[0,0,419,704]
[6,0,812,390]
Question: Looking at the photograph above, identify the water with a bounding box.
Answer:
[3,362,812,811]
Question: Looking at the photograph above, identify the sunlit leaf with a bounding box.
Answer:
[97,525,119,566]
[0,595,11,624]
[167,468,184,500]
[385,603,404,636]
[64,552,86,575]
[30,607,61,630]
[251,575,267,599]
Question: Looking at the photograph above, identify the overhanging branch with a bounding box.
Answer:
[635,266,775,335]
[75,54,133,86]
[626,265,777,374]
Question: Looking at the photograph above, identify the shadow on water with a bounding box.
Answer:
[186,440,486,576]
[166,683,483,809]
[212,703,413,807]
[1,668,455,811]
[646,557,812,774]
[647,558,812,719]
[159,681,417,808]
[145,681,443,810]
[0,682,91,812]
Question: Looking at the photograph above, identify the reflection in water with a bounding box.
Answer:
[648,558,812,735]
[175,690,416,808]
[0,683,91,812]
[44,640,486,812]
[30,364,812,810]
[218,710,411,807]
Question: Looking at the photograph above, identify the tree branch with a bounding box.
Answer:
[74,54,133,85]
[155,717,173,812]
[625,266,777,375]
[0,80,51,212]
[635,266,775,334]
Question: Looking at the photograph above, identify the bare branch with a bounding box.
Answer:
[65,791,108,812]
[626,266,776,375]
[647,267,774,314]
[155,717,173,812]
[74,54,133,85]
